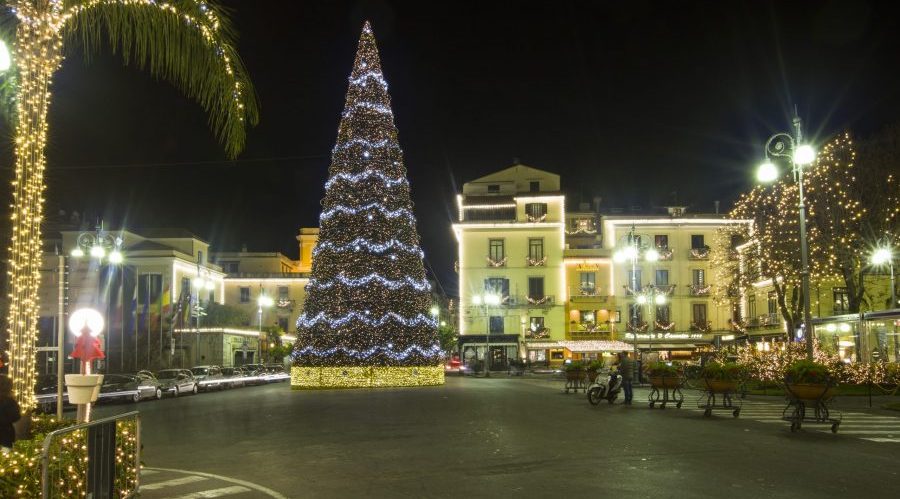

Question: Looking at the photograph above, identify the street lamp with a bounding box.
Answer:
[755,111,816,359]
[472,292,500,377]
[613,225,660,374]
[257,291,274,333]
[871,246,896,309]
[0,39,10,72]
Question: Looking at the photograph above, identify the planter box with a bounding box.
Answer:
[565,370,584,381]
[64,374,104,404]
[785,383,835,401]
[649,376,680,389]
[704,379,738,393]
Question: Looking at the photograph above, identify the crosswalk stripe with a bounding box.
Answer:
[142,476,208,490]
[862,438,900,443]
[168,485,252,498]
[826,430,900,434]
[142,469,160,476]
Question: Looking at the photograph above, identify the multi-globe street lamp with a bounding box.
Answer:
[870,246,896,310]
[755,113,817,359]
[472,292,501,377]
[613,225,661,373]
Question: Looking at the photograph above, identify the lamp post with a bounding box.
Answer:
[0,39,11,72]
[192,271,214,365]
[257,289,274,362]
[69,223,124,371]
[613,225,660,378]
[871,247,896,310]
[472,293,500,377]
[635,289,668,355]
[755,112,817,359]
[67,307,105,422]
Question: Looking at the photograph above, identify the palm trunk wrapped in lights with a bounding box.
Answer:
[5,0,257,411]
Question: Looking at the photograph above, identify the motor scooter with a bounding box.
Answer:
[587,369,623,405]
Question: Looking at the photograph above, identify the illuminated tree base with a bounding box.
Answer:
[291,366,445,389]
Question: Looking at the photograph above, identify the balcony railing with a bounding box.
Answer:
[525,255,547,267]
[689,247,711,260]
[625,321,649,333]
[276,298,295,310]
[486,256,507,267]
[689,321,712,333]
[654,320,676,332]
[525,327,551,340]
[570,287,611,302]
[688,284,711,296]
[648,284,677,296]
[525,295,554,307]
[657,247,674,261]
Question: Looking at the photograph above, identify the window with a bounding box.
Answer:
[278,286,289,299]
[483,278,510,298]
[240,287,250,303]
[278,317,289,332]
[525,203,548,220]
[529,181,540,192]
[627,269,642,291]
[488,239,505,261]
[579,272,596,292]
[691,234,706,249]
[487,184,500,193]
[181,277,191,297]
[580,310,595,324]
[655,269,669,286]
[833,287,849,314]
[489,316,504,334]
[627,304,644,324]
[692,303,708,324]
[614,309,621,323]
[767,291,778,315]
[529,316,545,331]
[748,294,757,319]
[528,238,544,260]
[656,305,671,323]
[692,269,705,286]
[528,277,545,298]
[654,235,669,249]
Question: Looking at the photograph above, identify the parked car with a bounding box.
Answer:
[264,364,288,382]
[155,369,198,397]
[99,374,161,403]
[35,374,64,413]
[220,367,246,388]
[190,365,225,391]
[240,364,267,385]
[134,371,164,400]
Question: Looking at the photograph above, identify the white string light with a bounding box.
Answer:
[324,170,407,189]
[297,311,437,328]
[307,273,431,291]
[293,343,442,361]
[343,101,392,116]
[313,238,424,257]
[320,203,415,222]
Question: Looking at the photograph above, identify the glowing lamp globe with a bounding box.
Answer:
[613,251,626,263]
[205,280,216,291]
[70,247,85,258]
[0,40,10,72]
[756,162,779,183]
[636,295,648,305]
[623,246,638,260]
[108,250,123,264]
[645,248,659,262]
[871,248,891,266]
[429,306,439,316]
[69,308,105,337]
[654,294,667,305]
[793,144,815,165]
[89,245,105,259]
[484,294,501,306]
[258,295,274,308]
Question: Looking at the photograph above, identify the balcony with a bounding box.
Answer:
[525,327,551,340]
[659,248,674,261]
[625,321,649,333]
[567,322,612,339]
[525,255,547,267]
[654,320,676,332]
[569,287,610,303]
[525,213,548,223]
[688,284,711,296]
[275,298,295,311]
[689,321,712,333]
[486,256,507,268]
[648,284,676,296]
[525,295,554,307]
[688,247,711,260]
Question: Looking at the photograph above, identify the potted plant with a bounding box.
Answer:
[586,360,605,383]
[645,362,681,389]
[563,361,585,381]
[64,374,104,404]
[701,361,743,393]
[784,359,836,400]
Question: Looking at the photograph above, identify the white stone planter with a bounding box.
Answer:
[64,374,104,404]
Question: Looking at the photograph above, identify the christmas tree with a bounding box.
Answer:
[291,22,444,388]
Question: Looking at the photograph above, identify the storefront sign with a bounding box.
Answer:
[575,264,602,271]
[624,332,703,340]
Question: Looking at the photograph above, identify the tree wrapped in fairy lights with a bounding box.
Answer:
[291,22,443,388]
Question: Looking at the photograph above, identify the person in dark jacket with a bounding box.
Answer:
[0,374,22,453]
[617,352,634,405]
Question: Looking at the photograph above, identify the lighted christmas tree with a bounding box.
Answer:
[291,22,444,388]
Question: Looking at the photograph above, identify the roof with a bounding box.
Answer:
[133,228,207,242]
[468,164,559,184]
[127,240,178,252]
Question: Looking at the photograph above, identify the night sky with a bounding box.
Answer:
[1,0,899,295]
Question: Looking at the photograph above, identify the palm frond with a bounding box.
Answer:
[61,0,259,158]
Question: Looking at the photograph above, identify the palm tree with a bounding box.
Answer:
[3,0,258,411]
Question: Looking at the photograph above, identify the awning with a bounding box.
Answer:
[640,343,697,350]
[523,340,632,353]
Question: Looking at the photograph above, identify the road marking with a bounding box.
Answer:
[142,476,208,490]
[862,438,900,443]
[169,485,252,498]
[143,468,287,499]
[826,430,899,435]
[142,469,160,475]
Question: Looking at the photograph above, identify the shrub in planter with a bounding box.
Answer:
[701,361,744,392]
[644,362,679,378]
[784,359,837,400]
[563,361,585,372]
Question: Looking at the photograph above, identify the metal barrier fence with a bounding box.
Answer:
[41,411,141,499]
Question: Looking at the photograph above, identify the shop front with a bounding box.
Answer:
[459,334,520,371]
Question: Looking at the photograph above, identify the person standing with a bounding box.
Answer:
[617,352,634,405]
[0,375,22,453]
